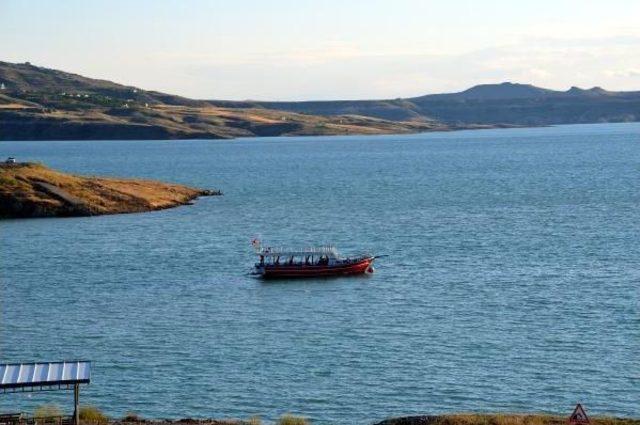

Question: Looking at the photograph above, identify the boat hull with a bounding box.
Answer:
[258,257,374,279]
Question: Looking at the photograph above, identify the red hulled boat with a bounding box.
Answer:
[252,239,375,279]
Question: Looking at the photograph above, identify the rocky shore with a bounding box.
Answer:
[86,413,640,425]
[114,420,255,425]
[0,162,219,218]
[373,414,640,425]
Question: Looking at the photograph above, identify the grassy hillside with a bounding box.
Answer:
[3,61,637,140]
[0,61,449,140]
[0,61,203,106]
[0,162,217,218]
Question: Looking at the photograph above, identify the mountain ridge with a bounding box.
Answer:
[1,60,639,140]
[244,81,640,124]
[0,61,452,140]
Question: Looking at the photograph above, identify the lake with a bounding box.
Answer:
[1,123,639,424]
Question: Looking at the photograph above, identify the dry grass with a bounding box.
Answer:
[428,415,639,425]
[2,95,443,141]
[0,103,32,109]
[0,162,210,218]
[378,414,640,425]
[276,414,310,425]
[121,412,142,422]
[33,405,63,418]
[79,406,109,424]
[125,104,440,138]
[436,414,558,425]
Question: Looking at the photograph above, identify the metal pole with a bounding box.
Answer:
[73,384,79,425]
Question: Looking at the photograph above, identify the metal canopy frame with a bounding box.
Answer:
[0,361,92,425]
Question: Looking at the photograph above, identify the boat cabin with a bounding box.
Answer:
[257,246,341,267]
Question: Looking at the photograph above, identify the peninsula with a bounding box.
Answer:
[0,162,217,218]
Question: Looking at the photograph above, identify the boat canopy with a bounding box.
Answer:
[255,245,340,259]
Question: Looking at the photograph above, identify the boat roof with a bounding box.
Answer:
[257,246,340,258]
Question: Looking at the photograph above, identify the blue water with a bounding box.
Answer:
[1,123,639,424]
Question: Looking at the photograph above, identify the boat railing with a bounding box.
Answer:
[258,245,340,257]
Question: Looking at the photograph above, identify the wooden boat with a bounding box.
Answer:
[252,239,375,279]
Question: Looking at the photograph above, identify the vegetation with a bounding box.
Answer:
[376,414,640,425]
[20,408,640,425]
[0,61,446,141]
[121,412,142,422]
[245,416,262,425]
[276,413,310,425]
[79,406,109,424]
[3,61,640,142]
[33,405,63,418]
[0,162,217,218]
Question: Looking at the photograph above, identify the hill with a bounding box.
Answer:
[0,162,218,218]
[1,61,638,141]
[240,82,640,125]
[438,82,555,100]
[0,61,206,106]
[406,82,640,125]
[0,61,449,140]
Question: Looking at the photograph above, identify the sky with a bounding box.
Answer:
[2,0,640,100]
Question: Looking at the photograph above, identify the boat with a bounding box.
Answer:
[252,239,375,279]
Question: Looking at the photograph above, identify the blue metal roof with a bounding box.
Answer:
[0,361,91,391]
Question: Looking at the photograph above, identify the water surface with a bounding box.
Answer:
[1,123,639,424]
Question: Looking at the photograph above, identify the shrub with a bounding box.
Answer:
[79,406,108,424]
[277,413,309,425]
[436,414,565,425]
[34,405,62,418]
[122,412,142,422]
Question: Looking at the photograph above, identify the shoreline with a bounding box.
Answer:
[373,414,640,425]
[0,162,220,219]
[6,121,640,143]
[0,122,529,142]
[21,412,640,425]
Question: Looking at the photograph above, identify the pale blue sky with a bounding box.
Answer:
[2,0,640,100]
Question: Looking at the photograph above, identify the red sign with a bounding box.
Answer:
[568,403,590,425]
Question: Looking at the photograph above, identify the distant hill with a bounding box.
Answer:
[0,61,205,107]
[0,61,447,140]
[232,81,640,125]
[425,82,555,100]
[1,60,638,141]
[406,82,640,125]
